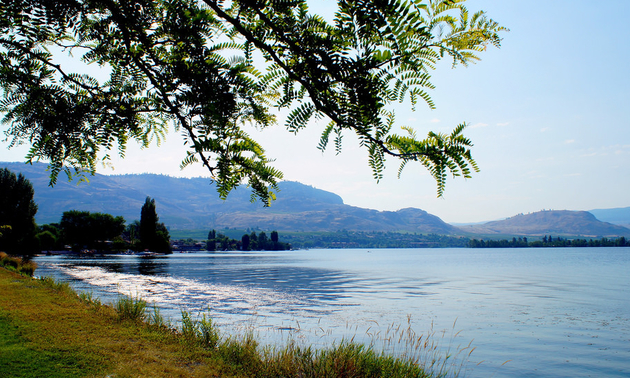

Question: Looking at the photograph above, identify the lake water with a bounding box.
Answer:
[34,248,630,377]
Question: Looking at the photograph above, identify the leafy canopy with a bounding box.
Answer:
[0,0,507,203]
[60,210,125,250]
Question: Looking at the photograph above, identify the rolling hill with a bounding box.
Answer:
[0,162,459,234]
[3,162,629,238]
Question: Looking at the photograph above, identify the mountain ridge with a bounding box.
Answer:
[2,161,629,237]
[0,162,459,234]
[459,210,630,237]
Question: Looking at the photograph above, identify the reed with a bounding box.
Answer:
[369,316,474,377]
[78,290,102,307]
[180,310,221,349]
[173,310,469,378]
[113,292,147,322]
[148,303,171,329]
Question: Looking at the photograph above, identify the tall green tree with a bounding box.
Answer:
[140,197,158,248]
[206,229,217,251]
[249,231,258,250]
[139,197,170,253]
[241,233,250,251]
[0,168,38,254]
[1,0,506,201]
[124,220,141,248]
[258,231,268,250]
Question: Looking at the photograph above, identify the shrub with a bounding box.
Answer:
[18,261,37,277]
[0,252,37,276]
[2,256,19,269]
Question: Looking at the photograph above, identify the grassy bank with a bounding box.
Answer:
[0,252,37,277]
[0,266,461,378]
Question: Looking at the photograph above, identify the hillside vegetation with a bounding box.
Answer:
[2,162,629,238]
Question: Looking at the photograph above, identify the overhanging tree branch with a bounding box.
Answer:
[1,0,506,201]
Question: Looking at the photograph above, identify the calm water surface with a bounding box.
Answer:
[34,247,630,377]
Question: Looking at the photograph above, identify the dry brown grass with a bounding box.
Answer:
[0,268,231,377]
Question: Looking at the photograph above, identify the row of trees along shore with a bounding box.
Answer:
[206,230,291,251]
[3,167,629,255]
[1,167,172,255]
[2,165,290,254]
[36,197,172,254]
[469,236,629,248]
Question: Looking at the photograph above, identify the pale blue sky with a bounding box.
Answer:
[2,0,629,223]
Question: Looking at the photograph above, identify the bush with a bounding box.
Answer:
[18,261,37,277]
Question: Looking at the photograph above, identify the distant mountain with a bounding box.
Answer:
[0,162,459,234]
[460,210,630,237]
[5,162,629,238]
[589,207,630,228]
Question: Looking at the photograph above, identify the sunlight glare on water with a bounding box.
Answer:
[35,248,630,377]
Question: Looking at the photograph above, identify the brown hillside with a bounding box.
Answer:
[460,210,630,237]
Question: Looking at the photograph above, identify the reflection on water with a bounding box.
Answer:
[34,248,630,378]
[60,255,170,276]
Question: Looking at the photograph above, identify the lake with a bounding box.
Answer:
[34,247,630,377]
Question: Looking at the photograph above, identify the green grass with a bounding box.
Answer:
[0,312,102,378]
[0,267,467,377]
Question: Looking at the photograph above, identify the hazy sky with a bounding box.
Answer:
[2,0,629,223]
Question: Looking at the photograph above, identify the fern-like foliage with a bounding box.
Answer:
[1,0,283,203]
[1,0,506,202]
[386,122,479,197]
[206,0,506,196]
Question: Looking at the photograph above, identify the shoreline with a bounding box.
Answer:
[0,267,446,378]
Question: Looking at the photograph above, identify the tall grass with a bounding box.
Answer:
[368,316,474,377]
[39,276,76,296]
[114,292,147,322]
[78,290,102,308]
[23,275,472,377]
[181,310,221,349]
[174,310,471,378]
[148,303,171,329]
